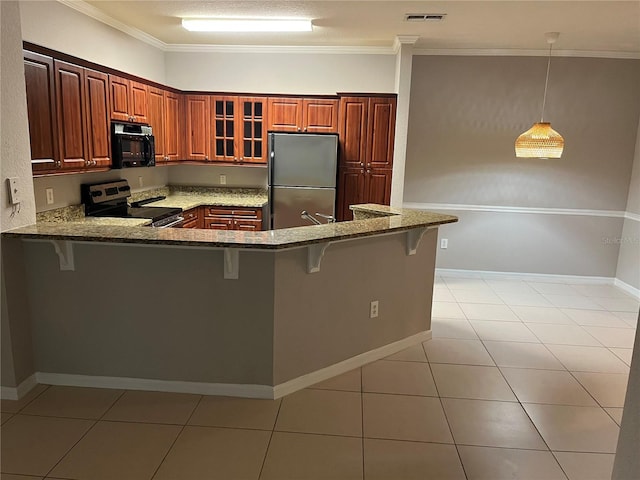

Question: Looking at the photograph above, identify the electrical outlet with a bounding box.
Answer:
[440,238,448,249]
[219,174,227,185]
[138,176,144,187]
[370,300,379,318]
[46,188,54,205]
[7,177,20,205]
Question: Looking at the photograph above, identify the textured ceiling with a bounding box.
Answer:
[81,1,640,53]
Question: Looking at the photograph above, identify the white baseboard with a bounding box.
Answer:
[273,330,432,399]
[0,373,38,401]
[435,268,640,299]
[13,332,431,400]
[35,372,274,399]
[614,278,640,300]
[435,268,614,285]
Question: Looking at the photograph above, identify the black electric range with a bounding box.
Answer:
[81,180,183,227]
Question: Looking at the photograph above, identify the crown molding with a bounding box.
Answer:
[56,1,640,59]
[164,43,395,55]
[413,47,640,59]
[57,0,167,50]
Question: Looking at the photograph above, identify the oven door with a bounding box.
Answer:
[151,215,184,228]
[113,134,155,168]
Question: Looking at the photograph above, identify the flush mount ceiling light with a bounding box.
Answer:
[515,32,565,159]
[181,18,313,32]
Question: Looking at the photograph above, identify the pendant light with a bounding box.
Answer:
[515,32,564,159]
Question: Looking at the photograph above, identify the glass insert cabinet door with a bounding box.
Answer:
[210,96,267,164]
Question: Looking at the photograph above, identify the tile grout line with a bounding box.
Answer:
[41,388,127,478]
[149,393,204,480]
[257,396,284,480]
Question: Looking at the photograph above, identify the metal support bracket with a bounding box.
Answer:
[224,248,239,279]
[406,228,428,256]
[307,242,330,273]
[50,240,75,271]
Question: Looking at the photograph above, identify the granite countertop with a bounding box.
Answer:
[144,189,268,210]
[5,204,458,250]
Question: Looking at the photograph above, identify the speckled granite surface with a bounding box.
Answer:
[36,205,85,223]
[148,187,268,210]
[5,204,457,250]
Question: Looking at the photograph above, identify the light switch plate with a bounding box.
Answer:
[7,177,20,205]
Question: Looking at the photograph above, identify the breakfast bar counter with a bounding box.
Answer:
[1,205,457,401]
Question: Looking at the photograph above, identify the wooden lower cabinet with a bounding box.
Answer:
[337,167,392,221]
[203,206,263,231]
[178,207,202,229]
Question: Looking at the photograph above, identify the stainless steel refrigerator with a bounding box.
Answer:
[268,132,339,229]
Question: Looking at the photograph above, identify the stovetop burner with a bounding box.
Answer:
[81,180,182,225]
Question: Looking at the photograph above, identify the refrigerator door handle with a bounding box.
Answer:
[315,212,336,223]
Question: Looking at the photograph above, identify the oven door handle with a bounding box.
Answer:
[157,216,184,228]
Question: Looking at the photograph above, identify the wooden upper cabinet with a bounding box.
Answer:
[54,60,87,171]
[108,75,130,122]
[108,75,148,123]
[211,96,237,162]
[302,99,339,133]
[267,97,302,132]
[23,51,59,172]
[268,97,339,133]
[147,86,165,162]
[84,69,111,169]
[339,97,368,169]
[238,96,267,163]
[367,97,396,169]
[164,92,181,162]
[129,81,148,123]
[185,95,210,161]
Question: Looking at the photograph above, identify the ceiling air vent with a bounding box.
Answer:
[404,13,447,22]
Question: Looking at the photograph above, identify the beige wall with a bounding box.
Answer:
[616,118,640,289]
[406,55,640,277]
[1,1,36,232]
[273,231,436,383]
[19,0,166,83]
[168,165,267,189]
[165,51,396,94]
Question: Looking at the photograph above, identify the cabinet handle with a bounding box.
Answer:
[366,163,371,167]
[304,127,308,132]
[360,162,364,167]
[297,127,301,132]
[56,161,61,168]
[205,156,208,160]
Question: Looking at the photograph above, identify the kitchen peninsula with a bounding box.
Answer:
[1,206,457,400]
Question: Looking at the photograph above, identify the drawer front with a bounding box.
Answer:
[231,208,261,219]
[204,207,234,218]
[204,217,233,230]
[233,219,263,231]
[182,208,200,222]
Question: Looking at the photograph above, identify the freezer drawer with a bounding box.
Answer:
[271,186,335,229]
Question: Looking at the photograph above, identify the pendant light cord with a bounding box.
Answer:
[540,42,553,122]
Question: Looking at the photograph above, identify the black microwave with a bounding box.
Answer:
[111,121,155,168]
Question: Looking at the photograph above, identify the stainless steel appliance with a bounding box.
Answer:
[111,121,155,168]
[268,132,338,229]
[81,180,183,228]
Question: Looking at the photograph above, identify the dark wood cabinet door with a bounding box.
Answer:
[164,92,181,162]
[338,97,368,169]
[211,96,237,162]
[23,51,59,173]
[267,97,302,132]
[185,95,209,161]
[336,167,366,221]
[303,98,339,133]
[84,69,111,169]
[129,81,148,123]
[238,96,267,164]
[365,168,392,206]
[367,97,396,169]
[147,86,165,162]
[180,207,202,228]
[108,75,130,122]
[54,60,87,170]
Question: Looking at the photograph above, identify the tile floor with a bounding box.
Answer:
[1,274,638,479]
